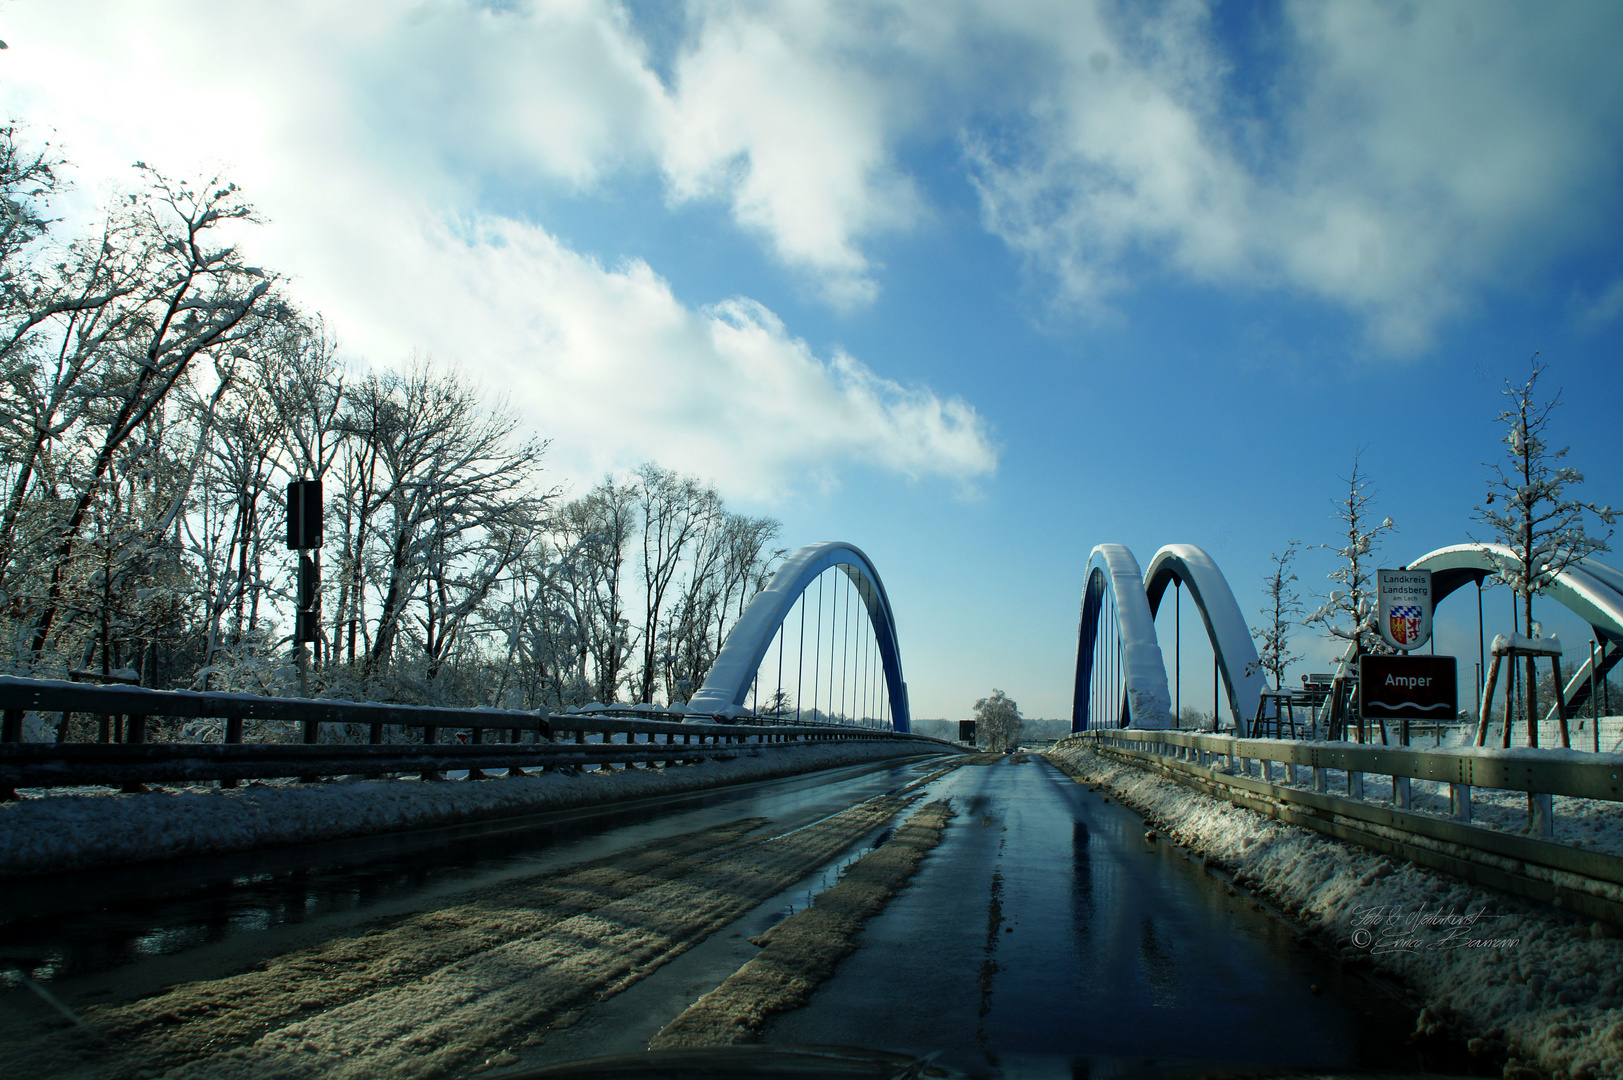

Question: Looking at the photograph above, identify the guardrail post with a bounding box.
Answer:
[121,713,151,793]
[2,708,21,743]
[1529,793,1554,838]
[467,727,487,780]
[1312,766,1326,793]
[1394,776,1411,809]
[298,714,322,784]
[510,723,531,777]
[220,713,244,788]
[421,724,441,781]
[1450,783,1472,822]
[1348,770,1364,799]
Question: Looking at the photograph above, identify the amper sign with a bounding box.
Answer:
[1359,655,1457,721]
[1377,568,1433,651]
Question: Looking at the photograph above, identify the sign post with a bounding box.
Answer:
[286,479,323,710]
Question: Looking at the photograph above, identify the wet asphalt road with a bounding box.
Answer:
[1,753,1424,1079]
[765,754,1422,1077]
[0,756,939,995]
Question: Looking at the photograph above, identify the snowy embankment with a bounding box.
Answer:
[1047,742,1623,1080]
[0,741,952,880]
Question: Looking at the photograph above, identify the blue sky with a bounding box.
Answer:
[4,1,1621,719]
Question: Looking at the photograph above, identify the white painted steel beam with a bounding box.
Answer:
[1072,544,1173,730]
[685,542,911,731]
[1143,544,1266,734]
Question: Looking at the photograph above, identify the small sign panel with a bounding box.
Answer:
[1377,568,1432,651]
[1359,655,1457,721]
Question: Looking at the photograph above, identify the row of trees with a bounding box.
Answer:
[0,126,783,720]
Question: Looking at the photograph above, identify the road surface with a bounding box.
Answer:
[0,753,1423,1078]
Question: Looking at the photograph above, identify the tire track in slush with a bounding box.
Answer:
[1,816,767,1078]
[15,794,927,1080]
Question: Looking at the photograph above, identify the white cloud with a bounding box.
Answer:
[661,1,932,308]
[1575,277,1623,332]
[347,209,997,498]
[0,0,995,499]
[961,0,1623,352]
[4,0,1618,374]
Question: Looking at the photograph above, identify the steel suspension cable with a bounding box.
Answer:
[796,590,806,722]
[843,573,853,722]
[860,593,870,725]
[813,572,824,722]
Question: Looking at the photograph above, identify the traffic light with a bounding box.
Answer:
[286,479,323,549]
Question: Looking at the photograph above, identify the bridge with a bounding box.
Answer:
[4,537,1622,1078]
[1069,540,1623,736]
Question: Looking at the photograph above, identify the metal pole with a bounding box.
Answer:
[1593,639,1601,754]
[1477,578,1486,714]
[1175,580,1181,724]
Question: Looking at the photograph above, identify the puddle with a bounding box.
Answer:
[760,825,896,930]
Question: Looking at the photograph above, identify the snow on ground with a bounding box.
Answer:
[1047,741,1623,1080]
[0,741,953,880]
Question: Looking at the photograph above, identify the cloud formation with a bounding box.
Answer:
[5,0,1620,395]
[0,0,996,498]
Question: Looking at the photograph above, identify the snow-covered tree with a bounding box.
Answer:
[1475,356,1614,741]
[634,464,719,704]
[20,167,283,665]
[1249,540,1303,689]
[1306,452,1396,659]
[974,688,1023,752]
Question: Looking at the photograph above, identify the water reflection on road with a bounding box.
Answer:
[765,755,1420,1078]
[0,757,937,991]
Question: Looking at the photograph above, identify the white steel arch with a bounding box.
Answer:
[1072,544,1173,731]
[685,541,911,731]
[1408,544,1623,714]
[1143,544,1266,732]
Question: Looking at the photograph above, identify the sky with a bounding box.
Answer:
[3,0,1621,721]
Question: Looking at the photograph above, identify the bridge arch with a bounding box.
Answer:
[1143,544,1265,732]
[1072,544,1172,731]
[1408,544,1623,714]
[686,541,912,731]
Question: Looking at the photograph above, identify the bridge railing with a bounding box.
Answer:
[1061,727,1623,926]
[0,676,949,796]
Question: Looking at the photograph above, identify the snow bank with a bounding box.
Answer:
[1047,742,1623,1080]
[0,742,952,880]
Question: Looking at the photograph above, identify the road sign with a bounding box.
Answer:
[959,720,977,744]
[1359,655,1457,721]
[1378,568,1432,651]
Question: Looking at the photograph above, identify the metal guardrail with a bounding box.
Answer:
[0,676,951,795]
[1061,728,1623,927]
